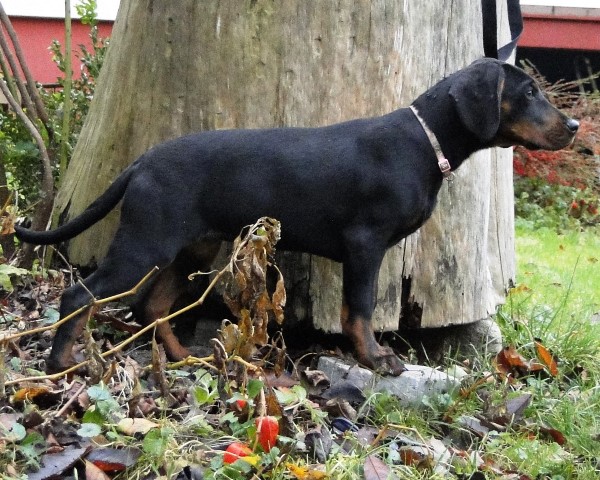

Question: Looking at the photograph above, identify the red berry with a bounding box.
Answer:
[255,416,279,452]
[223,442,252,464]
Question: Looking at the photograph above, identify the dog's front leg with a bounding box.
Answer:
[340,247,405,376]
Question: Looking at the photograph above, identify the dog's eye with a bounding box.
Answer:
[526,88,535,99]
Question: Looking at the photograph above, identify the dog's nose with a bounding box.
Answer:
[566,118,579,133]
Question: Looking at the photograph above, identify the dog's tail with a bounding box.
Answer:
[15,166,134,245]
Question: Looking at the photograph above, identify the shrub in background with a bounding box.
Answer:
[514,63,600,232]
[0,0,107,206]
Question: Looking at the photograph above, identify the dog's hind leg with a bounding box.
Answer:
[46,228,189,373]
[136,241,222,361]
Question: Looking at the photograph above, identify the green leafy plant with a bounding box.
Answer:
[0,263,30,291]
[514,63,600,233]
[0,0,108,209]
[514,177,599,232]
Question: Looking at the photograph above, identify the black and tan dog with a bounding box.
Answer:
[16,59,578,375]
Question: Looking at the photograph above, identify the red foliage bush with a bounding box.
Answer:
[513,118,599,192]
[513,64,600,194]
[512,64,600,229]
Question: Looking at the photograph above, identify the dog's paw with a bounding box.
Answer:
[360,345,406,376]
[163,343,192,362]
[374,348,406,376]
[45,356,76,375]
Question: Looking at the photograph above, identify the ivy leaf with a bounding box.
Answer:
[77,423,102,438]
[247,379,264,399]
[2,421,26,442]
[41,307,60,325]
[82,408,106,426]
[142,427,172,457]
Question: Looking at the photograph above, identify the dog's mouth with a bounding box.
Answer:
[501,118,578,151]
[539,128,578,151]
[523,134,576,151]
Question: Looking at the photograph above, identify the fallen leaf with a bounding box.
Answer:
[286,463,328,480]
[12,386,53,403]
[398,446,432,469]
[494,345,547,378]
[0,413,22,432]
[321,380,366,404]
[364,454,399,480]
[501,393,532,425]
[263,370,299,388]
[265,388,284,418]
[302,369,330,387]
[538,424,567,445]
[86,447,142,472]
[28,446,90,480]
[151,338,169,397]
[304,427,332,462]
[85,460,111,480]
[324,398,357,422]
[510,284,531,294]
[457,415,490,438]
[117,418,159,436]
[534,340,559,376]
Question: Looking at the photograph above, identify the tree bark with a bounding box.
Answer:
[56,0,515,332]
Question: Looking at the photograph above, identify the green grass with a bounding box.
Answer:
[511,225,600,324]
[491,225,600,478]
[503,226,600,367]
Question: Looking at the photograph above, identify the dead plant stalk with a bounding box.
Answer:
[5,218,274,386]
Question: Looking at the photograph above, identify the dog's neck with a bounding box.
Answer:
[409,105,454,181]
[411,80,491,172]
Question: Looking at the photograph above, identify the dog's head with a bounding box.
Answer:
[449,58,578,150]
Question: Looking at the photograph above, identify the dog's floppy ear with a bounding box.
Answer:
[449,60,504,142]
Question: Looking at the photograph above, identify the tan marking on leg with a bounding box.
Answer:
[155,322,191,360]
[47,307,93,373]
[144,268,190,361]
[341,311,405,376]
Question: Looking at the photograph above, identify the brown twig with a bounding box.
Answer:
[4,218,277,386]
[1,267,159,344]
[0,29,37,124]
[96,265,229,360]
[0,75,55,266]
[167,355,219,372]
[0,2,51,128]
[0,2,56,267]
[54,381,86,417]
[3,265,223,386]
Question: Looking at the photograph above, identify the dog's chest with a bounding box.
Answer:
[385,189,439,246]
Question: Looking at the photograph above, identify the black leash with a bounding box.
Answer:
[482,0,523,61]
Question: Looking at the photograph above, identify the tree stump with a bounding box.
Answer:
[55,0,515,340]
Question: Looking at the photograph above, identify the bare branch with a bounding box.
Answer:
[0,267,160,344]
[0,79,51,188]
[0,73,55,265]
[0,25,37,122]
[60,0,73,180]
[0,46,17,98]
[0,2,51,128]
